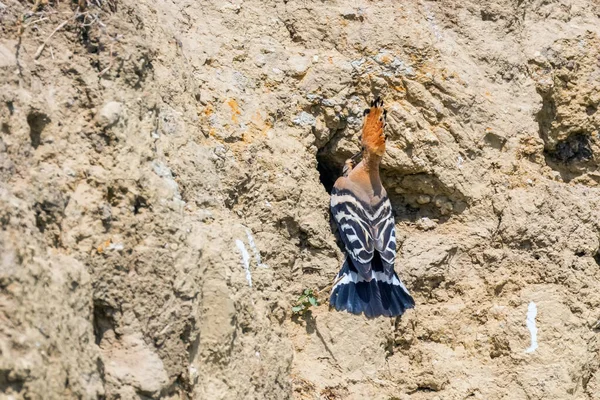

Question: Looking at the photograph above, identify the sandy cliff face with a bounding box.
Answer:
[1,0,600,399]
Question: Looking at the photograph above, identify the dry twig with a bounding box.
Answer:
[33,18,70,59]
[98,42,114,76]
[315,275,343,302]
[27,17,49,25]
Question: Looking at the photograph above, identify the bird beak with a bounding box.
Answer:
[350,150,363,163]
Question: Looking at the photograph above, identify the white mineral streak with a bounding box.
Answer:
[246,229,268,268]
[525,301,538,353]
[235,239,252,287]
[107,242,124,251]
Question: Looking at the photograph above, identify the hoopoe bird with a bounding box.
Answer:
[329,97,415,318]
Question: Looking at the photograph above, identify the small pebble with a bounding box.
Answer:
[416,194,431,205]
[96,101,123,128]
[416,217,438,231]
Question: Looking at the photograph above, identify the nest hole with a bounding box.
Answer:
[316,149,343,194]
[27,111,51,149]
[546,133,593,163]
[92,300,117,345]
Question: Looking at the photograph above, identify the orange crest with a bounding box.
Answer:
[361,97,387,157]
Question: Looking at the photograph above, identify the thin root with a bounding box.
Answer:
[34,18,70,60]
[315,275,343,302]
[98,43,114,76]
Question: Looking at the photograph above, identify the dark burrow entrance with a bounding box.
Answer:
[546,133,593,163]
[316,148,344,194]
[314,127,468,223]
[315,128,354,195]
[536,90,596,179]
[92,300,116,345]
[27,110,51,149]
[315,145,463,222]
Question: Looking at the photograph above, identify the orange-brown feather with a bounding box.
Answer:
[362,99,386,157]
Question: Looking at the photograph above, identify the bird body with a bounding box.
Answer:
[329,98,415,318]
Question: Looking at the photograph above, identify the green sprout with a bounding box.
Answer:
[292,289,319,315]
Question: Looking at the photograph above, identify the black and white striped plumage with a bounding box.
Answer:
[329,97,414,318]
[330,188,396,274]
[329,188,414,318]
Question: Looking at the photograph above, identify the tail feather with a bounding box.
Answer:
[378,278,397,315]
[334,279,349,310]
[330,253,415,318]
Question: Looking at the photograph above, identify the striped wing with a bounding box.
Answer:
[330,187,396,277]
[373,197,396,271]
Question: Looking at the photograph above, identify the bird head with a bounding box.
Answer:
[361,97,387,158]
